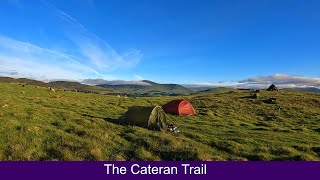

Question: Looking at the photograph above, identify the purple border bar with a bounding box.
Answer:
[0,161,320,180]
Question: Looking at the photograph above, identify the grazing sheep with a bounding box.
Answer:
[49,87,56,92]
[19,82,27,87]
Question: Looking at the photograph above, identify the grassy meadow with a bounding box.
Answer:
[0,82,319,161]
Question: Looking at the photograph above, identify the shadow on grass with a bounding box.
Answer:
[155,150,199,161]
[45,148,64,160]
[311,147,320,155]
[82,113,104,119]
[104,117,118,123]
[82,113,119,125]
[122,149,198,161]
[240,95,256,99]
[103,118,122,128]
[251,127,269,131]
[313,128,320,133]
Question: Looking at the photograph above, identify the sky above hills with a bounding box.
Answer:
[0,0,319,88]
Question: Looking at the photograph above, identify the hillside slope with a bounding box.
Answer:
[48,81,112,93]
[0,77,47,86]
[99,80,192,96]
[0,82,319,161]
[0,77,112,94]
[196,87,235,94]
[283,87,320,93]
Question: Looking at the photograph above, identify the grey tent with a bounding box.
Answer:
[118,106,167,131]
[267,84,278,91]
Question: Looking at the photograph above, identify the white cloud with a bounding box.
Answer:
[186,74,320,89]
[240,74,320,88]
[190,82,245,87]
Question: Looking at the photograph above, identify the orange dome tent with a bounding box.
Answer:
[162,99,196,116]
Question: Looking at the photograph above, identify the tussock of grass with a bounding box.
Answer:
[0,83,319,161]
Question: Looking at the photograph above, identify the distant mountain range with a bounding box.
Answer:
[0,77,192,96]
[1,77,319,96]
[185,84,320,94]
[182,84,217,92]
[82,79,151,86]
[96,80,192,96]
[283,87,320,93]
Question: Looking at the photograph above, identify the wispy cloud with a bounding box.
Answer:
[133,74,144,80]
[52,3,143,71]
[0,35,102,80]
[0,1,142,81]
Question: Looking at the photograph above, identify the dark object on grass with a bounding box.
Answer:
[267,84,278,91]
[275,106,281,116]
[252,93,260,99]
[167,123,180,133]
[264,97,277,104]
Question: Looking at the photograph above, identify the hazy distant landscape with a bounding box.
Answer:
[1,76,319,97]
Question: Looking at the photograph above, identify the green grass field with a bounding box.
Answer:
[0,82,319,161]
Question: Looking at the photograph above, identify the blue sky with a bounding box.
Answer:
[0,0,320,86]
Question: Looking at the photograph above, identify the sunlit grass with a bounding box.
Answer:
[0,82,319,161]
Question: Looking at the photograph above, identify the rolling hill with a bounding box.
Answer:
[47,81,112,94]
[98,80,193,96]
[0,76,192,96]
[0,77,47,86]
[196,87,236,94]
[0,77,112,94]
[0,81,319,161]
